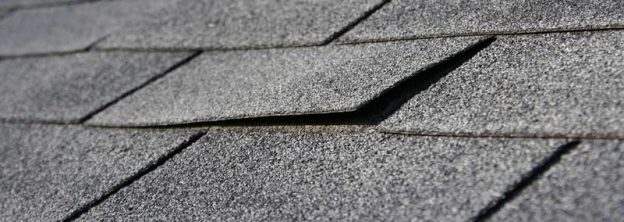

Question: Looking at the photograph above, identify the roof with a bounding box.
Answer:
[0,0,622,221]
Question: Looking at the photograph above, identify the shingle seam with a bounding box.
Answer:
[1,0,102,11]
[321,0,393,45]
[88,37,495,129]
[61,131,207,222]
[379,130,624,140]
[338,26,624,45]
[77,51,203,124]
[471,140,582,222]
[6,27,619,58]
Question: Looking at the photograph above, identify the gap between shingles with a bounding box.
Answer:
[471,140,582,222]
[321,0,393,45]
[61,132,207,222]
[3,27,619,59]
[339,26,624,45]
[77,50,203,123]
[103,36,496,129]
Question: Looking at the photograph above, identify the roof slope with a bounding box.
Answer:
[0,0,622,221]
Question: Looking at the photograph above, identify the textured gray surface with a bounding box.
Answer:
[88,37,483,126]
[339,0,624,43]
[0,0,86,9]
[79,130,565,221]
[493,140,624,221]
[97,0,383,50]
[0,124,199,222]
[380,31,624,138]
[0,52,191,123]
[0,0,176,56]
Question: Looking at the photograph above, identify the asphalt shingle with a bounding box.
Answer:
[0,124,200,222]
[96,0,385,50]
[339,0,624,43]
[492,140,624,221]
[0,0,176,56]
[78,130,566,221]
[0,52,192,123]
[88,36,483,126]
[0,0,86,9]
[380,31,624,138]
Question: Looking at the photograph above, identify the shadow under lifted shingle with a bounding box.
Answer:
[88,36,492,127]
[380,31,624,139]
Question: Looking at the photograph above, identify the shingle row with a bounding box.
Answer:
[0,124,201,221]
[0,0,384,56]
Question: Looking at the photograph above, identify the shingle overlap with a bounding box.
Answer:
[339,0,624,43]
[0,124,200,221]
[380,31,624,138]
[97,0,385,50]
[0,52,192,123]
[77,130,566,221]
[0,0,176,56]
[492,140,624,221]
[88,37,484,126]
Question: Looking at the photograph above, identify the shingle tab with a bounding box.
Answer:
[339,0,624,43]
[96,0,384,50]
[380,31,624,138]
[0,124,200,222]
[78,130,565,221]
[0,0,176,56]
[0,52,191,123]
[492,140,624,221]
[88,37,483,126]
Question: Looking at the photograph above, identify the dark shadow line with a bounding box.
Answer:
[5,0,102,10]
[61,132,207,222]
[121,36,496,129]
[78,51,203,123]
[339,26,624,45]
[321,0,392,45]
[472,140,582,222]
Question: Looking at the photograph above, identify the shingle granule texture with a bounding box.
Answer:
[0,124,199,222]
[78,130,566,221]
[0,0,176,56]
[380,31,624,138]
[87,37,483,126]
[0,0,86,9]
[96,0,384,50]
[492,140,624,221]
[0,52,191,123]
[339,0,624,43]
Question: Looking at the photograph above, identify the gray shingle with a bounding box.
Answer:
[96,0,384,50]
[87,36,483,126]
[0,124,200,222]
[339,0,624,43]
[0,0,86,9]
[78,130,566,221]
[0,0,176,56]
[0,52,191,123]
[380,31,624,138]
[492,140,624,221]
